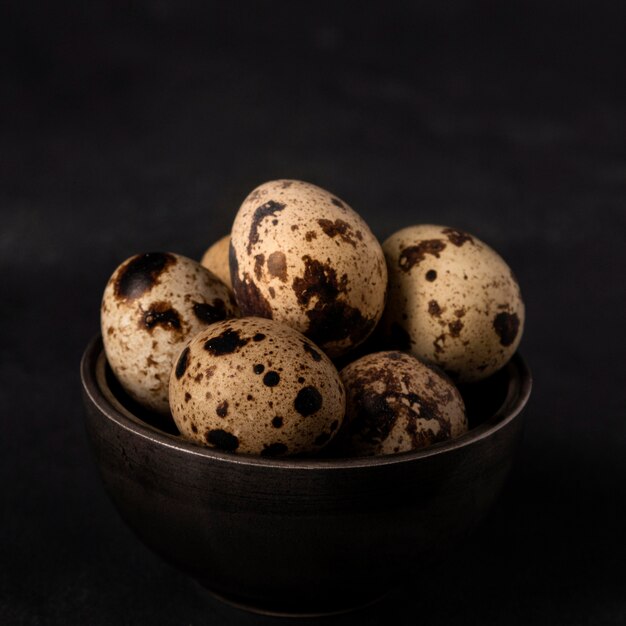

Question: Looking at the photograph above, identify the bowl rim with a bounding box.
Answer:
[81,334,532,471]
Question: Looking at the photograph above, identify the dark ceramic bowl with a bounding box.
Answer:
[80,335,531,617]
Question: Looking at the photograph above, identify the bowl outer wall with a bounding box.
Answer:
[81,335,531,614]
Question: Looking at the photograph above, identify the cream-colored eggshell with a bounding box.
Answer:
[337,351,467,456]
[101,252,239,414]
[201,234,232,288]
[380,225,525,382]
[229,180,387,358]
[169,317,346,457]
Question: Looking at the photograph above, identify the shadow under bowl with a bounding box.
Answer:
[80,335,531,617]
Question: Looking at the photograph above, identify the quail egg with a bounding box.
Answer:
[169,317,346,456]
[201,234,232,288]
[229,180,387,358]
[101,252,239,414]
[380,225,524,382]
[336,351,467,456]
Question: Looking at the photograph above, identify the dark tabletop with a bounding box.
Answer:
[2,1,625,624]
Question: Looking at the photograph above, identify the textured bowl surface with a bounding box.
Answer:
[80,335,531,616]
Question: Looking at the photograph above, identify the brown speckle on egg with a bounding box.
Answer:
[448,320,464,337]
[398,240,446,272]
[294,386,323,417]
[493,311,520,346]
[175,347,190,379]
[114,252,177,301]
[263,371,280,387]
[267,251,288,282]
[229,242,274,318]
[247,200,286,254]
[428,300,442,317]
[203,328,249,355]
[141,302,182,332]
[442,227,474,247]
[192,299,228,325]
[292,255,376,348]
[253,254,265,281]
[317,218,358,247]
[206,429,239,451]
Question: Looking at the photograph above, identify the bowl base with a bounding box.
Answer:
[202,584,391,618]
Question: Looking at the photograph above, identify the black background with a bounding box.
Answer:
[2,1,626,624]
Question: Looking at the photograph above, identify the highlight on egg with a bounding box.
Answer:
[229,180,388,358]
[101,252,239,414]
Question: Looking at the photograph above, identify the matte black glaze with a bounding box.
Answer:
[80,335,531,616]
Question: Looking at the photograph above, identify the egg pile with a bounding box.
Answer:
[100,180,524,458]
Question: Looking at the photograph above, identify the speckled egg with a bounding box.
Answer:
[201,234,231,288]
[336,351,467,456]
[229,180,388,358]
[169,317,346,457]
[101,252,239,414]
[380,225,525,382]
